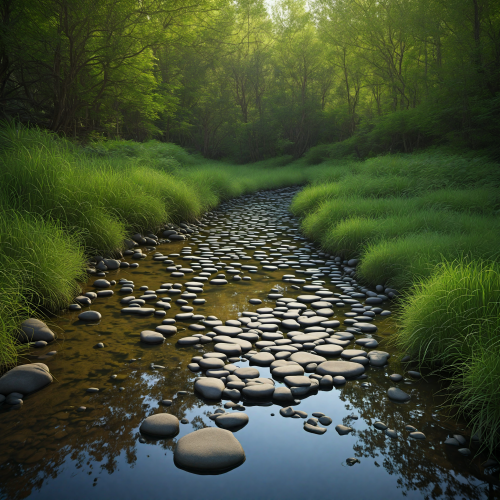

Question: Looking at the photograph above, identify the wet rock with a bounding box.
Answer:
[242,384,275,398]
[335,425,352,435]
[78,311,101,321]
[316,361,365,378]
[215,412,249,430]
[389,374,403,382]
[410,432,426,440]
[0,363,52,395]
[385,429,398,439]
[374,421,388,430]
[408,371,421,379]
[289,352,326,367]
[233,367,260,379]
[20,319,55,343]
[140,330,165,344]
[387,387,411,402]
[304,423,326,434]
[346,458,360,466]
[249,352,275,366]
[458,448,471,457]
[174,428,245,472]
[195,378,225,399]
[319,416,332,426]
[93,279,110,288]
[140,414,179,437]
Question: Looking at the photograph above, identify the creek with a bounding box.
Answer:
[0,187,497,500]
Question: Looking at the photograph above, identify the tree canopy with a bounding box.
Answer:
[1,0,498,160]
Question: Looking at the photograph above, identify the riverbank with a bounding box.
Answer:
[290,149,500,453]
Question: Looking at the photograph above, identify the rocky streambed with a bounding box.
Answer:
[0,187,498,499]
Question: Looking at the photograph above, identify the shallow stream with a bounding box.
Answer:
[0,187,498,499]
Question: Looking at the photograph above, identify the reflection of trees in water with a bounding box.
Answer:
[338,377,490,499]
[0,351,208,500]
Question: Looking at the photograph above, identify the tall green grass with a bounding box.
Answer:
[395,260,500,451]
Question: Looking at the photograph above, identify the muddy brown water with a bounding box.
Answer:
[0,188,498,500]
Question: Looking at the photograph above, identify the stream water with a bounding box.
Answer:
[0,187,498,500]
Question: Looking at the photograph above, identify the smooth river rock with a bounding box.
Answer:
[215,412,249,430]
[19,319,55,343]
[387,387,411,402]
[0,363,53,395]
[140,413,179,437]
[316,361,365,378]
[195,378,225,399]
[174,428,245,473]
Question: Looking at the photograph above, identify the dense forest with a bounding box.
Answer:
[1,0,499,161]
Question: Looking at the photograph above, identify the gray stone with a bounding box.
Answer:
[199,358,225,370]
[195,378,225,399]
[215,343,242,357]
[374,421,388,430]
[335,425,353,435]
[319,416,332,426]
[284,375,311,387]
[19,319,55,343]
[141,330,165,344]
[242,384,275,398]
[333,375,346,385]
[389,374,403,382]
[250,352,275,366]
[0,363,52,395]
[304,423,326,434]
[178,336,202,346]
[273,387,294,402]
[316,361,365,378]
[280,406,295,417]
[385,429,398,439]
[93,279,110,288]
[272,364,304,377]
[233,367,260,379]
[78,310,101,321]
[458,448,471,456]
[444,437,460,446]
[155,325,177,336]
[174,428,245,472]
[314,344,343,357]
[387,387,411,402]
[289,352,326,367]
[410,432,426,440]
[140,413,179,437]
[215,412,249,430]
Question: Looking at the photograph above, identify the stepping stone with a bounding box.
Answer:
[341,349,367,360]
[174,428,245,472]
[353,322,378,333]
[194,378,225,399]
[387,387,411,402]
[316,361,365,378]
[335,425,353,435]
[304,423,327,435]
[290,352,326,366]
[296,295,319,303]
[272,364,304,377]
[140,414,179,437]
[242,384,275,398]
[155,325,177,336]
[215,413,249,430]
[140,330,165,344]
[213,326,243,337]
[314,345,343,357]
[233,367,260,379]
[249,352,275,366]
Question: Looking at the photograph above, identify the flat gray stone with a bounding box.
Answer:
[0,363,52,395]
[316,361,365,378]
[155,325,177,336]
[195,378,225,399]
[174,428,245,472]
[213,326,243,336]
[304,423,326,434]
[78,310,101,321]
[19,319,55,343]
[273,387,294,402]
[335,425,353,435]
[93,279,110,288]
[352,322,378,333]
[284,376,311,387]
[214,343,242,356]
[141,330,165,344]
[242,384,275,398]
[140,413,179,437]
[250,352,275,366]
[410,432,426,440]
[199,358,225,370]
[387,387,411,402]
[215,412,249,430]
[314,344,343,357]
[178,336,201,346]
[289,352,326,367]
[233,367,260,379]
[272,364,304,377]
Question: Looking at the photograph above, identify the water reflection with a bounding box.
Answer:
[0,190,498,499]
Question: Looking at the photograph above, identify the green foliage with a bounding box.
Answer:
[394,260,500,452]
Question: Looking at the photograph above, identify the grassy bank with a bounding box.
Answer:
[291,149,500,452]
[0,125,336,366]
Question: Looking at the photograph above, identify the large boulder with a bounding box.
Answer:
[19,319,55,343]
[0,363,53,395]
[174,428,245,473]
